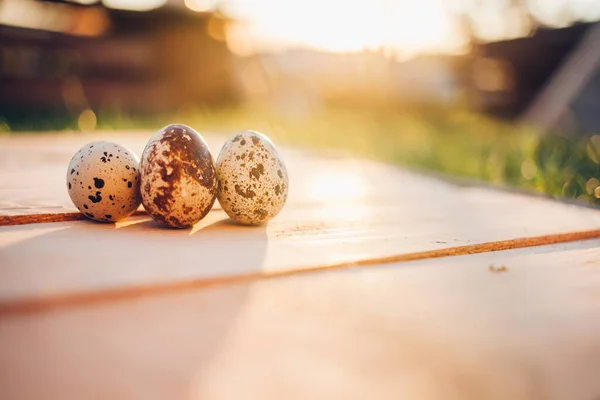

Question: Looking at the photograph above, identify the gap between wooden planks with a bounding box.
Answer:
[1,227,600,316]
[0,211,147,226]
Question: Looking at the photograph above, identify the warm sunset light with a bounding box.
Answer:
[305,167,368,203]
[223,0,464,57]
[103,0,166,11]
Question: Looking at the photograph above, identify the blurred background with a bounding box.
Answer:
[1,0,600,204]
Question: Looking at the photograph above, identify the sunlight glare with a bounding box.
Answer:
[185,0,213,13]
[224,0,459,56]
[306,168,368,203]
[570,0,600,21]
[316,202,374,224]
[102,0,166,11]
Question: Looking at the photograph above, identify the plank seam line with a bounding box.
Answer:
[1,228,600,316]
[0,209,226,226]
[0,211,147,226]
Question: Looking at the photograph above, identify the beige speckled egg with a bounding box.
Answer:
[66,141,141,222]
[139,124,217,228]
[216,130,288,225]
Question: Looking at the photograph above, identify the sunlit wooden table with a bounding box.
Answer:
[2,132,600,400]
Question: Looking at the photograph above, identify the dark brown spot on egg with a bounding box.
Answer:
[93,178,105,189]
[156,124,216,191]
[254,209,268,220]
[235,184,256,199]
[151,212,168,225]
[251,135,261,146]
[168,216,188,228]
[249,164,265,180]
[240,139,246,146]
[68,182,72,190]
[70,168,75,175]
[88,192,102,203]
[232,134,242,142]
[277,169,283,178]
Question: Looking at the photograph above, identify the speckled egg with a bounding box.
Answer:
[216,130,288,225]
[66,141,141,222]
[139,124,217,228]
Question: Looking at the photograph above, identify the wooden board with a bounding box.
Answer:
[2,132,600,307]
[2,131,600,399]
[2,240,600,400]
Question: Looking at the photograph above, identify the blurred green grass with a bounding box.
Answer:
[176,105,600,206]
[3,104,600,206]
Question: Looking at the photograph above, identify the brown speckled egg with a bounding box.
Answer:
[216,130,288,225]
[139,124,217,228]
[66,141,141,222]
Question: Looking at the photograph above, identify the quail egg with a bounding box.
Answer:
[216,130,288,225]
[139,124,217,228]
[66,141,141,222]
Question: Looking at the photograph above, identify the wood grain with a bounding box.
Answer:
[2,240,600,400]
[0,210,148,226]
[2,228,600,315]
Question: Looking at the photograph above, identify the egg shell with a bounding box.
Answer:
[216,130,288,225]
[139,124,217,228]
[66,141,141,222]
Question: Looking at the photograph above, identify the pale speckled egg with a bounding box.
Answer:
[66,141,141,222]
[139,124,217,228]
[216,130,288,225]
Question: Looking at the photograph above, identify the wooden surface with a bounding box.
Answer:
[1,132,600,399]
[2,241,600,400]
